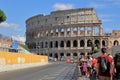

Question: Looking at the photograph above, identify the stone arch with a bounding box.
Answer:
[113,40,119,46]
[102,40,105,47]
[66,40,71,47]
[95,40,100,47]
[61,28,64,36]
[73,40,77,47]
[54,53,58,59]
[41,42,44,48]
[66,53,71,57]
[87,27,92,35]
[94,27,99,35]
[80,52,85,55]
[55,28,59,36]
[60,41,64,47]
[87,39,92,47]
[50,41,53,48]
[55,41,58,48]
[73,53,77,57]
[50,30,53,36]
[60,53,64,60]
[73,27,77,35]
[80,40,85,47]
[60,53,64,57]
[49,53,52,57]
[67,28,70,36]
[73,53,78,59]
[45,42,48,48]
[80,27,85,35]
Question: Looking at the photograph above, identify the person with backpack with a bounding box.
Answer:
[96,48,114,80]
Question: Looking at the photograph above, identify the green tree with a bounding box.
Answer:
[0,9,7,23]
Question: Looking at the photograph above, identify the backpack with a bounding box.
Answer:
[100,56,108,73]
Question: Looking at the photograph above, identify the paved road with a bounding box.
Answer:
[0,62,76,80]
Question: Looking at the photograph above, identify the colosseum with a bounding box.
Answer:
[26,8,120,60]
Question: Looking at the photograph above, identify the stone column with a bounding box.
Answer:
[70,26,73,37]
[58,28,60,37]
[85,26,87,36]
[99,25,103,36]
[57,52,61,61]
[64,40,66,49]
[92,27,95,36]
[77,26,80,36]
[100,39,102,48]
[71,52,73,59]
[58,41,60,49]
[53,41,55,48]
[64,51,66,58]
[64,27,67,37]
[85,39,87,48]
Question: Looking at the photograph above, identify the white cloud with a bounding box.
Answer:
[89,3,105,9]
[12,36,26,43]
[53,3,74,10]
[0,22,18,28]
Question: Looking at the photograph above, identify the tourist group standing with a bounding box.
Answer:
[78,47,117,80]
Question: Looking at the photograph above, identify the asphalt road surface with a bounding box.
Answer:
[0,62,74,80]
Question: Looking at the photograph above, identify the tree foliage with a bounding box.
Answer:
[20,44,30,51]
[0,9,7,23]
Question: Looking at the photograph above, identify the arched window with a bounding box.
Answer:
[67,28,71,36]
[55,41,58,48]
[80,52,85,55]
[102,40,105,47]
[50,41,53,48]
[73,53,77,56]
[66,40,71,47]
[61,28,64,36]
[66,53,71,56]
[54,53,58,58]
[94,27,99,35]
[60,53,64,57]
[73,40,77,47]
[49,53,52,57]
[87,40,92,47]
[95,40,100,47]
[80,40,85,47]
[41,42,44,48]
[45,42,48,48]
[60,41,64,47]
[113,40,119,46]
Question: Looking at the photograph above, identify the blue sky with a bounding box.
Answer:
[0,0,120,38]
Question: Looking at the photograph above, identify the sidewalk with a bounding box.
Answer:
[0,62,49,72]
[77,65,96,80]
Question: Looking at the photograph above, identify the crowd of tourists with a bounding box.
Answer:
[78,47,120,80]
